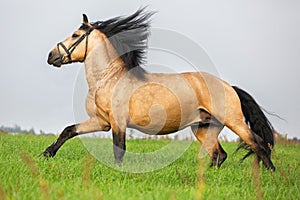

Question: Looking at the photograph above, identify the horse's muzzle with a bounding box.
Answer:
[47,51,62,67]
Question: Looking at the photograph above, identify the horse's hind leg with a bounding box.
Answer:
[225,119,275,170]
[191,124,226,167]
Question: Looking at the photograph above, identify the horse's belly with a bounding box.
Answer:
[128,82,198,135]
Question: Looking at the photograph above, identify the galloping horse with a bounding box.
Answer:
[43,8,275,170]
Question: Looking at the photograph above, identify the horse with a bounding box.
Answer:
[43,8,275,171]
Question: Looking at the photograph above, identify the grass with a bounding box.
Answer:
[0,133,299,200]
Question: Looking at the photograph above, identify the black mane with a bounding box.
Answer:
[80,8,155,79]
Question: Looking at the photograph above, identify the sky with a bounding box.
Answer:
[0,0,299,140]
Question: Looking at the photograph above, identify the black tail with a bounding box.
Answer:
[232,86,274,159]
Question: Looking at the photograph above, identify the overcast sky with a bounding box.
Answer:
[0,0,299,139]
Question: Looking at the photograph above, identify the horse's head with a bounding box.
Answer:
[47,14,95,67]
[47,8,153,79]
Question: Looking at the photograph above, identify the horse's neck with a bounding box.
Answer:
[84,45,125,91]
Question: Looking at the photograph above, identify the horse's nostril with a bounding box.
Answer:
[48,52,53,59]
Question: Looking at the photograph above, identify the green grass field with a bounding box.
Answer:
[0,133,299,200]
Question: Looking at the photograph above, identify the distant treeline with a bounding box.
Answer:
[0,125,35,134]
[0,125,298,144]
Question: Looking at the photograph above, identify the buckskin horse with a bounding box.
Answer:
[43,8,275,170]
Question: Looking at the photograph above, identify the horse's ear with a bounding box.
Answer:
[82,14,90,25]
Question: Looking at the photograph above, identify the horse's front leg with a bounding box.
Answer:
[42,118,110,157]
[112,130,126,163]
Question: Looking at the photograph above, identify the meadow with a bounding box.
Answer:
[0,133,299,200]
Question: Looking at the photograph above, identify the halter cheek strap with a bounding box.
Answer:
[57,27,95,64]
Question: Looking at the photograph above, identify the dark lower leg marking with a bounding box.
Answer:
[211,145,227,167]
[42,125,78,157]
[112,132,126,163]
[238,133,275,171]
[251,134,275,171]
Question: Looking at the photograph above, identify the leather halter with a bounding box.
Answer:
[57,26,95,64]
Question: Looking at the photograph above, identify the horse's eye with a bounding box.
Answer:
[72,33,79,38]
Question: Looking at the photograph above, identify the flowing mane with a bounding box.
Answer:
[80,8,155,79]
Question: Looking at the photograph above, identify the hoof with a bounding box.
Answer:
[114,159,123,165]
[41,147,56,158]
[266,164,276,171]
[210,150,227,168]
[261,156,276,171]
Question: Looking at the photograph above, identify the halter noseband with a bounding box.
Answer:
[57,26,95,64]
